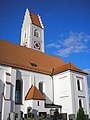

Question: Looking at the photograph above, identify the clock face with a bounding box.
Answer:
[34,41,40,50]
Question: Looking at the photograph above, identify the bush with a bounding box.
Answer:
[76,107,86,120]
[41,114,44,120]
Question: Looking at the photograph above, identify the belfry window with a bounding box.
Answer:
[77,79,82,91]
[34,29,39,37]
[77,80,80,90]
[15,80,23,104]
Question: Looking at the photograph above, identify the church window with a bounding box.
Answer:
[34,29,40,37]
[77,80,80,90]
[39,82,43,94]
[15,80,23,104]
[79,99,84,108]
[77,79,82,91]
[79,99,82,108]
[37,101,39,106]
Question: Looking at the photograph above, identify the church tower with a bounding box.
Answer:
[21,9,44,52]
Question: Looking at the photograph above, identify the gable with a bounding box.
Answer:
[25,85,45,100]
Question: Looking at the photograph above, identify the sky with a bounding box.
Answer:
[0,1,90,72]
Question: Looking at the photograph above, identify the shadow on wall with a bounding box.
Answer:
[43,93,53,104]
[0,79,5,118]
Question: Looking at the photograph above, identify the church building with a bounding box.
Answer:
[0,9,89,120]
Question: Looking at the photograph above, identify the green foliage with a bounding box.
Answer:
[76,107,86,120]
[27,117,34,120]
[27,115,34,120]
[41,114,44,120]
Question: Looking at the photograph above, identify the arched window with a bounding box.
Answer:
[39,82,43,94]
[39,82,45,94]
[34,29,40,37]
[15,80,23,104]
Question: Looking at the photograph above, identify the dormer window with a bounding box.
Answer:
[34,29,40,37]
[30,62,37,67]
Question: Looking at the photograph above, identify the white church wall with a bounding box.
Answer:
[53,70,89,119]
[0,69,4,114]
[24,100,33,114]
[15,69,32,114]
[0,64,89,119]
[5,83,11,99]
[3,101,11,120]
[33,72,53,104]
[70,71,89,117]
[11,68,17,112]
[24,100,49,115]
[0,65,16,120]
[19,68,53,104]
[33,100,48,114]
[53,70,73,116]
[15,68,53,114]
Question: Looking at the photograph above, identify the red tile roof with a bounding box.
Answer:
[0,40,87,75]
[30,12,43,28]
[54,62,88,75]
[25,85,45,100]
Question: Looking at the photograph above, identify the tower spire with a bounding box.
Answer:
[20,8,44,52]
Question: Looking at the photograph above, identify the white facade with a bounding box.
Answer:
[0,64,89,120]
[0,65,16,120]
[53,70,89,119]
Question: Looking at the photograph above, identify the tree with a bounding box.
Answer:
[76,107,86,120]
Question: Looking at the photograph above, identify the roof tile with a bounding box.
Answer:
[54,62,88,75]
[0,40,65,75]
[0,40,87,75]
[25,85,45,100]
[30,12,43,28]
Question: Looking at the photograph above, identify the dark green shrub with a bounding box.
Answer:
[76,107,86,120]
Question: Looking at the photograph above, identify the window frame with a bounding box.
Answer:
[37,101,40,106]
[77,78,83,91]
[15,80,23,104]
[34,29,40,38]
[39,82,43,94]
[79,99,84,108]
